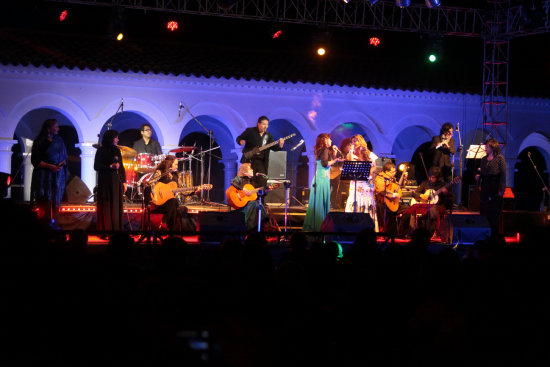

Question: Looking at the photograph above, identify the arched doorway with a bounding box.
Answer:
[515,147,549,211]
[13,108,80,202]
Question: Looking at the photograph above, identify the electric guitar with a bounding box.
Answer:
[226,183,280,209]
[409,176,461,206]
[151,181,212,206]
[242,133,296,160]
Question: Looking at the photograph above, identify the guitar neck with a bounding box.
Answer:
[257,134,295,152]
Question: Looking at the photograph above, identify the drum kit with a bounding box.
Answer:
[117,144,197,202]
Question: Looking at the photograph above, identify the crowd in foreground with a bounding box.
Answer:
[1,198,549,367]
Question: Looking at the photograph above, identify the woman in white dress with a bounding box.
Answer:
[345,135,379,230]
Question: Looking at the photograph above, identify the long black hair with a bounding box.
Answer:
[34,119,58,142]
[101,130,119,147]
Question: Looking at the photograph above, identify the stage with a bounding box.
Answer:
[52,201,547,247]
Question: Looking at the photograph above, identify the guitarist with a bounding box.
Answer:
[148,155,196,231]
[374,161,409,236]
[237,116,284,188]
[229,163,271,230]
[411,167,454,237]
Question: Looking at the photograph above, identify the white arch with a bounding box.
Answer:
[517,132,550,159]
[326,111,384,152]
[93,97,170,145]
[178,101,246,144]
[389,114,439,139]
[6,93,87,141]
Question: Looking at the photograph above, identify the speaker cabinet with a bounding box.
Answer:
[321,212,375,242]
[267,151,287,180]
[198,211,246,243]
[440,214,490,245]
[64,176,92,204]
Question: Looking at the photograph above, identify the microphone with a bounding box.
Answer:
[290,139,304,151]
[113,156,119,173]
[456,122,460,131]
[178,102,183,117]
[120,98,124,113]
[256,172,268,178]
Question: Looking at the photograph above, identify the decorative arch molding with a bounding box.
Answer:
[93,97,169,144]
[179,115,238,161]
[7,93,86,141]
[269,107,313,133]
[517,132,550,159]
[178,101,246,141]
[389,114,439,139]
[326,111,383,151]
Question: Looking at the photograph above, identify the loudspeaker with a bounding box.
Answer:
[441,214,490,245]
[268,151,287,180]
[321,212,375,242]
[64,176,92,204]
[198,211,246,243]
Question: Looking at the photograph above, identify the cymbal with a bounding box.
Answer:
[169,146,195,153]
[136,167,155,174]
[118,145,137,158]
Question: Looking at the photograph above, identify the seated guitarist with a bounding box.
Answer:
[148,155,196,231]
[237,116,284,188]
[411,167,453,238]
[229,163,270,230]
[374,161,409,236]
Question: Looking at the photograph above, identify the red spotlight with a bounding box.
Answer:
[167,21,179,31]
[59,10,68,22]
[369,37,381,46]
[272,30,282,39]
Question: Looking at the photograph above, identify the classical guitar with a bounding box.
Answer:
[151,181,212,206]
[382,171,408,213]
[409,176,461,206]
[226,183,280,209]
[242,133,296,160]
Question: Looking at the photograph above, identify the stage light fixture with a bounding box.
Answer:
[396,0,410,7]
[59,10,68,22]
[425,0,441,8]
[368,0,380,4]
[167,20,179,31]
[398,162,410,172]
[272,30,282,39]
[116,33,124,41]
[369,37,381,46]
[428,54,437,62]
[317,47,326,56]
[342,0,350,4]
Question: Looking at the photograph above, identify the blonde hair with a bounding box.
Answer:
[351,134,372,161]
[238,163,253,177]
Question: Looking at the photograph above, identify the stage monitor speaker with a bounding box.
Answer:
[198,211,246,243]
[64,176,92,204]
[268,151,287,180]
[441,214,490,245]
[321,212,375,242]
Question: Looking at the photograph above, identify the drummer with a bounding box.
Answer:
[133,123,162,155]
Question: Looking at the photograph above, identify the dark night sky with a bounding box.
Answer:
[1,1,549,97]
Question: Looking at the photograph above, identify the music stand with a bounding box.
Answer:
[341,161,372,213]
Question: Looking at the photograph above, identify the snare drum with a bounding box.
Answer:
[152,154,166,166]
[137,153,153,170]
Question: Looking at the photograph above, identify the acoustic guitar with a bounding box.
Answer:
[409,176,461,206]
[226,183,279,209]
[151,181,212,206]
[242,133,296,160]
[381,171,408,212]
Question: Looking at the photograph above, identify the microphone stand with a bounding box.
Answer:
[526,152,550,213]
[180,102,221,202]
[456,122,464,209]
[418,152,432,233]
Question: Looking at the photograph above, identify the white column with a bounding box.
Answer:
[75,142,97,201]
[21,138,34,202]
[0,138,18,198]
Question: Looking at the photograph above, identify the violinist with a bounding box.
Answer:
[431,122,456,183]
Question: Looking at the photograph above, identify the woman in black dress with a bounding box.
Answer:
[477,138,506,234]
[94,130,127,232]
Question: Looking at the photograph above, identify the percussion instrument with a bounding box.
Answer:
[169,146,195,154]
[118,145,137,159]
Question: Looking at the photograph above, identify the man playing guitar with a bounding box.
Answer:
[374,161,409,236]
[227,163,273,230]
[237,116,284,188]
